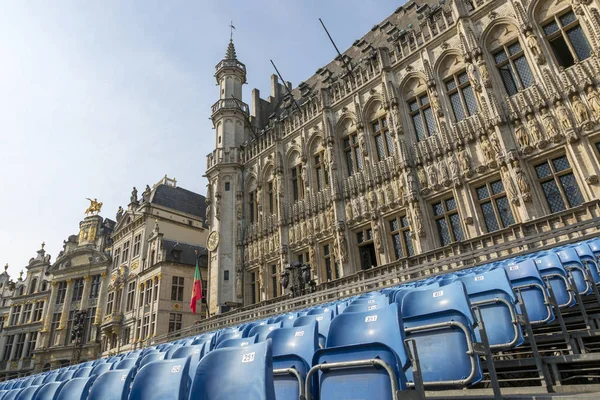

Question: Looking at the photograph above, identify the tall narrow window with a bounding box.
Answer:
[169,313,182,333]
[357,228,378,270]
[32,301,44,322]
[445,71,478,121]
[2,335,14,361]
[372,116,394,161]
[90,275,101,299]
[343,132,362,176]
[248,190,256,223]
[408,93,437,141]
[14,334,26,360]
[291,165,304,201]
[250,272,257,304]
[55,281,67,305]
[543,9,591,68]
[71,278,84,302]
[268,181,274,214]
[9,305,21,326]
[535,155,584,213]
[133,234,142,257]
[126,281,136,312]
[112,248,121,269]
[389,215,415,259]
[271,264,278,298]
[476,180,515,232]
[493,41,534,96]
[22,303,32,324]
[26,333,37,358]
[122,241,130,264]
[106,292,114,315]
[433,197,464,246]
[49,313,61,347]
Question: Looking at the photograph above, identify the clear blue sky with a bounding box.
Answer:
[0,0,402,278]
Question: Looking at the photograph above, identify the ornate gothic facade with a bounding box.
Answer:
[205,0,600,314]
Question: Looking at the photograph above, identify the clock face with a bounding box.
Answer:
[207,231,219,251]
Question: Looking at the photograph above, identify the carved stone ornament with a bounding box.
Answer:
[540,107,561,143]
[526,31,546,65]
[571,95,591,129]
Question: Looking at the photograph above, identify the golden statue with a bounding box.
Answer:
[85,198,103,215]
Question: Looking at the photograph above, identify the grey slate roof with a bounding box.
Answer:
[150,184,206,219]
[162,239,208,267]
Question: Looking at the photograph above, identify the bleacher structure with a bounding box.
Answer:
[0,238,599,399]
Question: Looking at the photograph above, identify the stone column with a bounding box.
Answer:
[21,332,31,360]
[80,275,92,311]
[27,302,35,324]
[41,282,59,333]
[58,278,74,330]
[93,272,108,325]
[9,336,19,361]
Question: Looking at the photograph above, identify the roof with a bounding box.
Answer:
[255,0,442,128]
[162,239,208,266]
[150,184,206,219]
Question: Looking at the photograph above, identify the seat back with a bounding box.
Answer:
[170,344,204,380]
[503,259,554,324]
[41,374,59,385]
[89,363,112,377]
[293,310,334,348]
[189,340,275,400]
[248,322,282,342]
[72,368,92,378]
[268,313,298,328]
[54,376,96,400]
[33,382,67,400]
[459,269,524,350]
[556,247,591,294]
[535,253,575,307]
[214,330,243,347]
[31,376,45,386]
[87,369,135,400]
[138,352,166,369]
[216,334,259,349]
[2,389,23,400]
[56,371,75,382]
[402,281,482,387]
[129,357,191,400]
[111,358,137,371]
[13,385,40,400]
[573,243,600,283]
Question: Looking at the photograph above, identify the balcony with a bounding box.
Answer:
[211,98,249,116]
[215,59,246,74]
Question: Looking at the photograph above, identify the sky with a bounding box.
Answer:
[0,0,401,278]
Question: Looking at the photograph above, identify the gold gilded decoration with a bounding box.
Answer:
[130,259,140,271]
[207,231,219,251]
[85,198,103,215]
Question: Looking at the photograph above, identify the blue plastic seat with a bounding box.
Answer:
[189,340,276,400]
[138,352,166,369]
[170,344,205,381]
[248,322,282,342]
[534,253,576,307]
[586,238,600,260]
[556,247,592,295]
[33,382,67,400]
[30,376,45,387]
[213,330,243,347]
[294,310,334,348]
[268,313,298,328]
[13,385,40,400]
[40,374,59,385]
[216,334,259,349]
[2,389,23,400]
[402,281,483,388]
[87,369,135,400]
[503,259,554,325]
[311,302,409,399]
[573,243,600,284]
[129,357,191,400]
[267,321,318,400]
[89,363,112,377]
[342,303,381,313]
[54,376,96,400]
[458,268,524,350]
[111,358,138,371]
[56,371,75,382]
[72,368,93,379]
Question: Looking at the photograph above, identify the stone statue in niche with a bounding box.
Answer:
[480,135,495,165]
[488,130,502,157]
[586,86,600,120]
[426,163,438,188]
[476,57,491,87]
[336,229,348,262]
[289,224,295,243]
[429,89,442,116]
[438,158,450,185]
[406,172,417,194]
[385,183,394,205]
[527,114,547,149]
[571,95,590,127]
[345,200,353,221]
[412,202,425,237]
[514,119,531,154]
[236,269,243,298]
[555,100,573,131]
[466,62,481,92]
[501,166,518,203]
[373,222,384,253]
[513,161,531,201]
[352,198,361,219]
[526,31,546,65]
[541,107,561,143]
[458,146,472,176]
[368,191,378,212]
[448,151,460,180]
[417,165,427,188]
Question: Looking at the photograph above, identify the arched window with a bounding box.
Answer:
[246,177,258,222]
[41,281,48,292]
[288,153,304,201]
[310,138,329,191]
[17,286,24,296]
[29,278,37,295]
[404,77,435,141]
[444,71,478,121]
[539,7,591,68]
[367,102,394,161]
[486,23,535,97]
[339,119,362,176]
[493,41,534,96]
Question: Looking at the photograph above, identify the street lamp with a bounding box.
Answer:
[280,261,316,297]
[71,310,88,365]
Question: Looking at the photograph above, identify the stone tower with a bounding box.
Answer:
[205,38,248,315]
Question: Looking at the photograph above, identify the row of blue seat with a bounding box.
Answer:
[1,238,598,399]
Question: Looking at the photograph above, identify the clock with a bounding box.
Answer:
[207,231,220,251]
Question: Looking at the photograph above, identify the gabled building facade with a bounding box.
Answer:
[100,176,209,356]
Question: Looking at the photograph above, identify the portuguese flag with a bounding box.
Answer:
[190,258,203,314]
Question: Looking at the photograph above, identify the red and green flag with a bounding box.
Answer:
[190,257,203,314]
